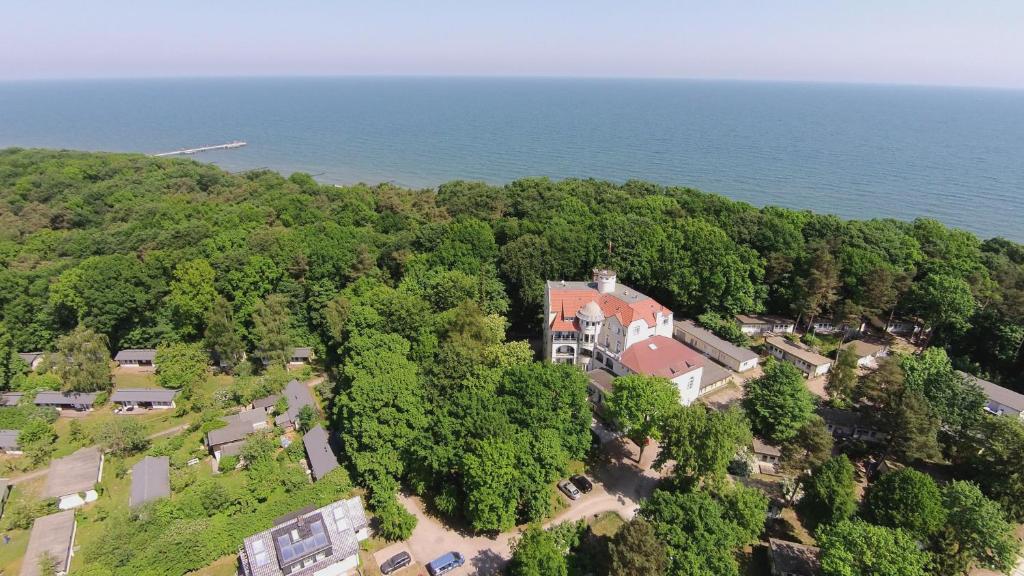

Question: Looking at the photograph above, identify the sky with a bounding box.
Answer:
[2,0,1023,89]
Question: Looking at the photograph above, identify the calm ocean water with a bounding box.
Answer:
[1,77,1022,241]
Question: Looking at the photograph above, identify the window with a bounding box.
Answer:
[632,326,641,335]
[688,377,695,389]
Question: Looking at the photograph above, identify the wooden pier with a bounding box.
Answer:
[153,141,247,157]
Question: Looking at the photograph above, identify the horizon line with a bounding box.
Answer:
[1,73,1022,93]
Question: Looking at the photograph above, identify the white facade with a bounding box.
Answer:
[765,337,832,377]
[544,270,672,370]
[673,320,759,373]
[736,315,796,336]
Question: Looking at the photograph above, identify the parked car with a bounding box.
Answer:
[558,479,581,500]
[380,551,412,575]
[570,475,593,494]
[426,551,465,575]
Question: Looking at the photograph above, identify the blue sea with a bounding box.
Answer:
[1,77,1022,241]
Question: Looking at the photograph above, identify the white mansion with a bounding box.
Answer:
[544,269,705,405]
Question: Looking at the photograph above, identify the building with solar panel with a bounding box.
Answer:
[238,497,370,576]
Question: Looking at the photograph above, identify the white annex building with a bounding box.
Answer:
[544,269,705,405]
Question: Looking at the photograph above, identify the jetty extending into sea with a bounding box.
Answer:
[153,141,246,157]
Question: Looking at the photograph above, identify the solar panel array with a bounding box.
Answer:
[276,521,330,565]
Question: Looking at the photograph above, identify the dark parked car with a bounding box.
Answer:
[570,475,593,493]
[380,551,412,575]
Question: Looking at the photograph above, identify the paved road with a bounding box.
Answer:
[398,437,664,576]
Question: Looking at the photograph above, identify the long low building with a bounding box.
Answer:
[44,447,104,510]
[206,409,271,462]
[114,348,157,367]
[764,336,832,377]
[0,429,21,454]
[34,391,99,412]
[21,510,77,576]
[736,314,796,336]
[959,371,1024,421]
[111,388,179,410]
[130,456,170,507]
[239,497,370,576]
[674,320,759,372]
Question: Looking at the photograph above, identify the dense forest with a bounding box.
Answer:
[2,148,1024,575]
[1,148,1020,388]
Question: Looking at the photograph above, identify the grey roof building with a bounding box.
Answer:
[274,380,316,429]
[674,320,760,372]
[111,388,179,406]
[44,447,103,506]
[206,409,270,459]
[130,456,170,507]
[959,371,1024,421]
[0,429,21,453]
[769,538,821,576]
[289,347,314,363]
[302,425,339,481]
[0,392,24,407]
[114,348,157,365]
[21,510,77,576]
[239,497,370,576]
[17,352,44,369]
[34,391,99,410]
[253,394,281,411]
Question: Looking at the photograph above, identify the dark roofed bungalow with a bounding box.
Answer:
[131,456,170,507]
[302,425,339,481]
[114,348,157,367]
[1,392,24,407]
[45,446,103,509]
[769,538,821,576]
[35,391,99,412]
[274,379,317,430]
[17,352,44,370]
[252,393,281,412]
[288,347,314,365]
[21,510,76,576]
[206,409,270,462]
[0,429,21,454]
[111,388,179,411]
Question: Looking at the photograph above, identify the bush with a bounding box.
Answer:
[94,419,149,456]
[2,497,57,530]
[217,455,239,472]
[373,494,417,541]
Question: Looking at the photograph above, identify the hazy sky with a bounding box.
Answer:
[3,0,1023,88]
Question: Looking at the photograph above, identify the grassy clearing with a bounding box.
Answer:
[187,554,239,576]
[588,511,625,537]
[112,370,160,389]
[0,477,47,576]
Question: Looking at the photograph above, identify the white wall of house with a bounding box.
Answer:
[312,554,359,576]
[671,368,703,406]
[985,401,1024,420]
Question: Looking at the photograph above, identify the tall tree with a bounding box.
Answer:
[858,357,941,462]
[50,326,111,392]
[605,374,680,462]
[962,416,1024,522]
[154,342,208,396]
[863,468,946,540]
[742,360,815,443]
[931,481,1020,576]
[908,273,976,339]
[826,347,858,408]
[794,241,841,329]
[0,325,20,390]
[165,259,218,339]
[203,296,244,371]
[251,294,292,368]
[799,455,857,529]
[900,349,985,436]
[655,404,751,485]
[817,520,930,576]
[780,415,834,476]
[608,518,668,576]
[508,525,568,576]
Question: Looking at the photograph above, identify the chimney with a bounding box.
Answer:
[593,268,617,294]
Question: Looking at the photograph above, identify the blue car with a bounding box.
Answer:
[426,551,465,575]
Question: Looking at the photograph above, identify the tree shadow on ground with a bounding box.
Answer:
[470,549,506,576]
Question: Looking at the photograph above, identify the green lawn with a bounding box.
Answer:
[0,477,47,576]
[588,511,625,537]
[112,370,160,389]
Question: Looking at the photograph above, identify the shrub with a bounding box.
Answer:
[217,455,239,472]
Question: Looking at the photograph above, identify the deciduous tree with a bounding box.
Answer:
[608,518,668,576]
[251,294,292,368]
[509,525,568,576]
[817,520,930,576]
[800,455,856,529]
[742,359,815,443]
[863,468,946,540]
[50,326,111,392]
[605,374,680,462]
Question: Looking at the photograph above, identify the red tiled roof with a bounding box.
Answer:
[619,336,704,379]
[548,287,669,330]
